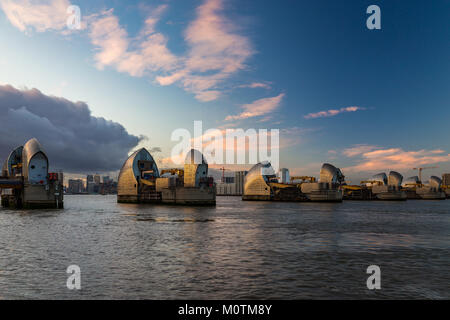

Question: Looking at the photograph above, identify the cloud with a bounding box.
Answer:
[343,145,450,172]
[0,0,266,103]
[0,85,143,173]
[0,0,71,33]
[149,147,162,153]
[89,6,179,77]
[343,144,378,157]
[304,106,365,119]
[225,93,285,121]
[239,82,271,89]
[155,0,253,101]
[87,0,253,102]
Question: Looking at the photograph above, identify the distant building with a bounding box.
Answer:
[103,176,111,184]
[68,179,84,193]
[235,171,247,195]
[86,175,95,193]
[94,174,101,185]
[442,173,450,186]
[224,176,234,184]
[216,171,247,196]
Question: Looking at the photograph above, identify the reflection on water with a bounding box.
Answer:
[0,195,449,299]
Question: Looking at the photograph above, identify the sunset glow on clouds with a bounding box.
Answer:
[304,106,365,119]
[225,93,285,121]
[0,1,448,178]
[343,145,450,172]
[1,0,259,102]
[0,0,71,32]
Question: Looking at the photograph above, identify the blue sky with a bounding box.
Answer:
[0,0,449,182]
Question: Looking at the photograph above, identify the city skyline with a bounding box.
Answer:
[0,0,449,183]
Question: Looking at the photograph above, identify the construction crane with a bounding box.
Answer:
[412,166,438,183]
[218,166,229,183]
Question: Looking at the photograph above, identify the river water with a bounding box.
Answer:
[0,195,448,299]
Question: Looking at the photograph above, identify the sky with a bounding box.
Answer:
[0,0,449,183]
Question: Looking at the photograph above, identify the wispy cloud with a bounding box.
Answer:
[225,93,285,121]
[239,82,271,89]
[343,146,450,172]
[89,6,179,77]
[155,0,253,101]
[304,106,365,119]
[0,0,275,103]
[343,144,378,157]
[0,0,71,33]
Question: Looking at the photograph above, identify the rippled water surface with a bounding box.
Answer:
[0,195,449,299]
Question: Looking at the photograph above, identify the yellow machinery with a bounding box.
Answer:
[160,168,184,178]
[360,180,384,186]
[341,185,362,191]
[290,176,316,183]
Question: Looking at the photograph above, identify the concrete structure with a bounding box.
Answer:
[370,171,407,200]
[117,148,215,205]
[243,162,306,201]
[403,175,446,199]
[1,138,63,209]
[344,171,407,201]
[299,163,344,202]
[443,173,450,198]
[216,170,247,196]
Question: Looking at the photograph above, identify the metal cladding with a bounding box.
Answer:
[185,149,207,165]
[319,163,345,184]
[117,148,159,197]
[184,149,208,187]
[22,138,48,184]
[372,172,388,185]
[1,138,63,209]
[429,176,442,189]
[388,171,403,187]
[6,146,23,177]
[243,161,276,197]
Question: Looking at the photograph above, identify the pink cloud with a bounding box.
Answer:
[156,0,253,101]
[343,144,378,157]
[0,0,71,32]
[343,146,450,172]
[225,93,285,121]
[239,82,272,89]
[89,6,179,77]
[304,106,365,119]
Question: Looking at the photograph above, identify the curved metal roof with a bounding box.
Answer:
[117,148,159,196]
[388,171,403,186]
[372,172,388,185]
[243,161,276,196]
[319,163,345,184]
[429,176,442,188]
[6,145,23,176]
[22,138,48,182]
[185,149,207,165]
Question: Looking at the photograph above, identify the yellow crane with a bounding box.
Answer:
[412,166,438,182]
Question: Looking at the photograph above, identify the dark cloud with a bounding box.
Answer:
[0,85,143,173]
[149,147,162,153]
